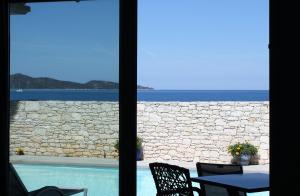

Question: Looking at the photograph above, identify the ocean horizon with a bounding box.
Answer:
[10,89,269,101]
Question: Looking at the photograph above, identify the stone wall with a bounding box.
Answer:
[10,101,119,158]
[10,101,269,164]
[137,102,269,164]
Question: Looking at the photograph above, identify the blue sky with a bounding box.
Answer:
[11,0,268,90]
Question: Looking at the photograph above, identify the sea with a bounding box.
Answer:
[10,89,269,101]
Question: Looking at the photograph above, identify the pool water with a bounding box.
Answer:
[14,164,269,196]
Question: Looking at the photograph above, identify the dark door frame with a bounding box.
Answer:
[119,0,137,195]
[269,1,299,195]
[0,0,10,195]
[2,0,295,195]
[0,0,137,196]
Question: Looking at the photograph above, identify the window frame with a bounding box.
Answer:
[2,0,292,195]
[0,1,10,195]
[0,0,137,196]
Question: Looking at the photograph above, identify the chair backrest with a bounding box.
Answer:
[196,163,245,196]
[9,163,29,196]
[149,162,194,196]
[35,186,65,196]
[196,162,243,176]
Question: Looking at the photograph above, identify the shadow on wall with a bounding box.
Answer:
[10,101,19,122]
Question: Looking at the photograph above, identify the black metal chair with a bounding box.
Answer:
[149,162,202,196]
[9,163,88,196]
[196,162,246,196]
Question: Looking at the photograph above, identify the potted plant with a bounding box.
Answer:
[114,136,144,161]
[136,136,143,161]
[227,141,258,165]
[16,147,24,155]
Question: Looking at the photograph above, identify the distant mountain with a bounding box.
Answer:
[10,73,153,89]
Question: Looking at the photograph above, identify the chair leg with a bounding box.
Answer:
[83,188,88,196]
[227,189,241,196]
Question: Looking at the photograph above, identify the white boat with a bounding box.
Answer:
[16,89,23,92]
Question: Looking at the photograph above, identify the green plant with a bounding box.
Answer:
[227,141,258,157]
[16,147,24,155]
[114,140,119,152]
[114,136,143,152]
[136,136,143,150]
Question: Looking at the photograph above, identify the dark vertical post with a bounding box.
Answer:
[269,0,277,195]
[270,0,300,195]
[119,0,137,195]
[0,0,10,195]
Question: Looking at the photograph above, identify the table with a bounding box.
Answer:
[191,173,269,196]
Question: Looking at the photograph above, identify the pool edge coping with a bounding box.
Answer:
[10,155,269,173]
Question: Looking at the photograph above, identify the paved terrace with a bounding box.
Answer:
[10,155,269,173]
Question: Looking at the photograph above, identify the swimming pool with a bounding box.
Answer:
[14,164,269,196]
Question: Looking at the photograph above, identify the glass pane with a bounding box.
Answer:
[10,1,119,196]
[138,0,269,196]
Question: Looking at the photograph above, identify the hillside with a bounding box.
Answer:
[10,73,153,89]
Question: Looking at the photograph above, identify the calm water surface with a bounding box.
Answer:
[14,164,269,196]
[11,89,269,101]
